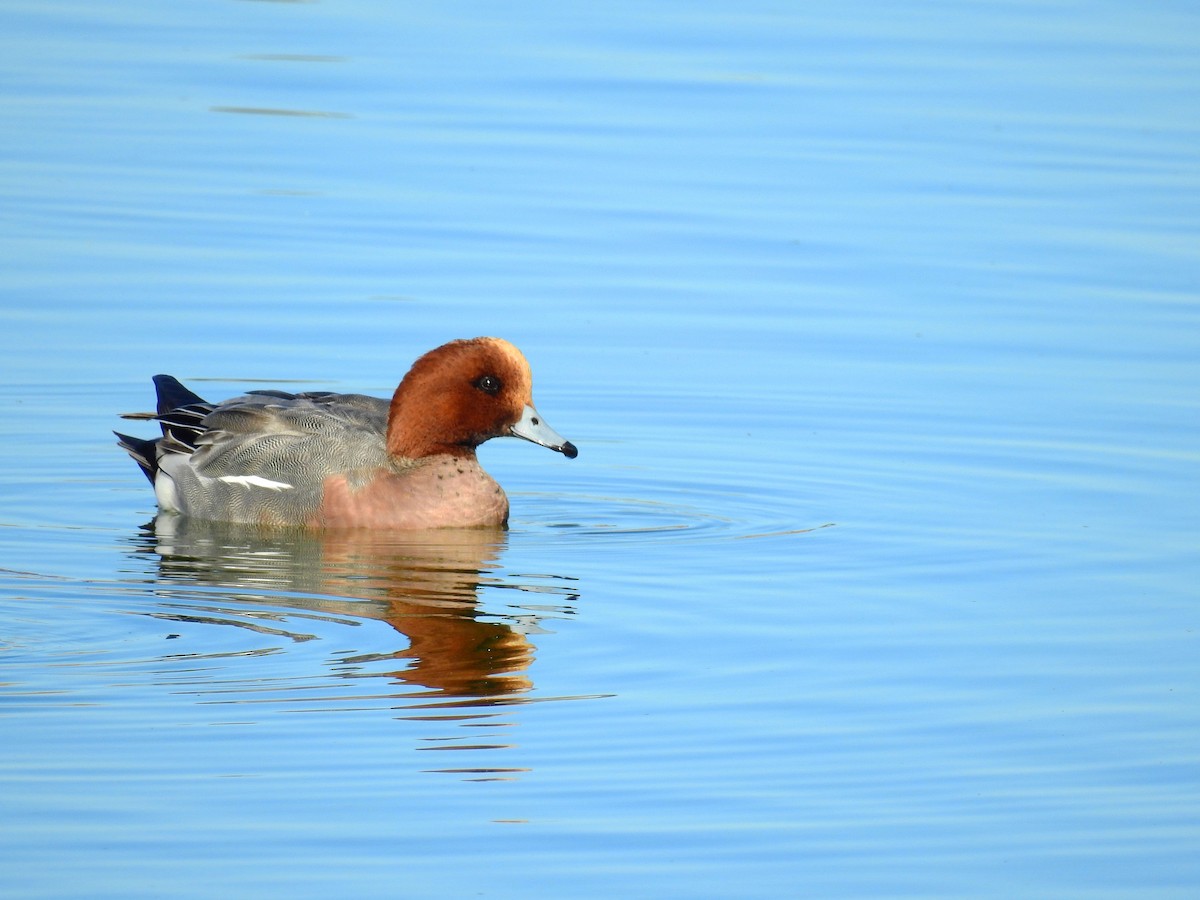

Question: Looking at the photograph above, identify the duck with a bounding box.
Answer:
[115,337,577,529]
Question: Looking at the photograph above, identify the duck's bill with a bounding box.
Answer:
[510,404,578,458]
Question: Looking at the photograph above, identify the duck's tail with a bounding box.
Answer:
[150,373,207,414]
[116,375,214,482]
[114,431,159,483]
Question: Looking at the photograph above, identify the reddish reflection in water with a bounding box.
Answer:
[140,516,578,700]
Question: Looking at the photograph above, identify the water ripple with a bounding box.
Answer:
[510,489,833,544]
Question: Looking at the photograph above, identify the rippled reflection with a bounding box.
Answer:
[131,515,580,700]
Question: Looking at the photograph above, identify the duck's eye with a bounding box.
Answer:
[475,374,502,396]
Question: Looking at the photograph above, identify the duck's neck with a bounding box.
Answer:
[386,386,475,460]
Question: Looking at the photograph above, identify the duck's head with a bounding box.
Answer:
[387,337,578,461]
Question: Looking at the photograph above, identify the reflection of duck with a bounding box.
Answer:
[143,516,579,698]
[116,337,577,528]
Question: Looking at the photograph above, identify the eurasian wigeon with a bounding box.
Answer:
[116,337,577,528]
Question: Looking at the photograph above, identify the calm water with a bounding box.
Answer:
[3,1,1200,897]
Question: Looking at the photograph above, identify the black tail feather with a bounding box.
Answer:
[152,374,208,414]
[117,375,213,482]
[148,375,212,446]
[114,431,158,483]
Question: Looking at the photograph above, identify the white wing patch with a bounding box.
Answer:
[217,474,295,491]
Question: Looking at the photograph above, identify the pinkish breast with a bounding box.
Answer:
[311,456,509,529]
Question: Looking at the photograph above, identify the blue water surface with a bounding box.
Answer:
[2,1,1199,897]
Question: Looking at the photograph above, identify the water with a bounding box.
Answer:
[3,1,1200,897]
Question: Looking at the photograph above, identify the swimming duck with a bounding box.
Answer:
[116,337,577,528]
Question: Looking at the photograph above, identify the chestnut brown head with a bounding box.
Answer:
[387,337,576,461]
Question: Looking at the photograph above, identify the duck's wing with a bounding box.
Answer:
[186,390,393,483]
